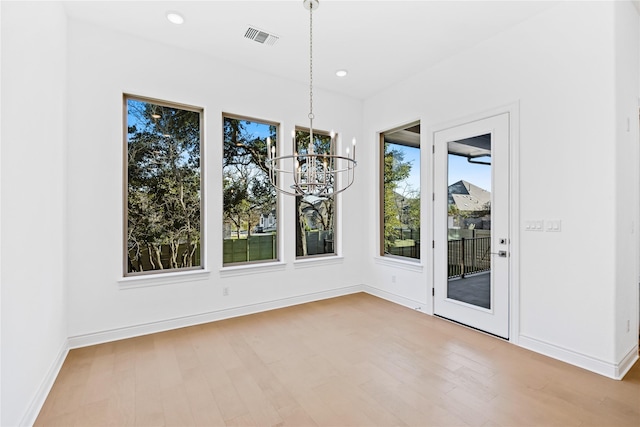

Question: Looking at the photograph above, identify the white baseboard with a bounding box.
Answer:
[20,339,69,427]
[362,285,429,314]
[519,334,639,380]
[68,285,364,349]
[616,344,640,379]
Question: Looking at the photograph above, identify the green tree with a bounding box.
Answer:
[127,99,201,272]
[383,143,414,252]
[222,118,277,262]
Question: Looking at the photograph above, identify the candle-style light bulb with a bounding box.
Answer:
[352,137,356,159]
[291,130,296,152]
[323,160,328,185]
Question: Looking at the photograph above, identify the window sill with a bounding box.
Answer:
[374,256,423,272]
[118,269,211,290]
[294,255,344,269]
[220,261,287,277]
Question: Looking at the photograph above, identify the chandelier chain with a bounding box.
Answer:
[309,1,314,131]
[264,0,357,199]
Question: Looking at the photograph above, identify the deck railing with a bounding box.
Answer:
[448,237,491,278]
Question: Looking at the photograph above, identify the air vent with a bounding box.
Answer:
[244,26,280,46]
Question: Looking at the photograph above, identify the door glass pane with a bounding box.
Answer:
[447,134,492,309]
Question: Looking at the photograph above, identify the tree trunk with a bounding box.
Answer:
[152,244,164,270]
[147,243,156,270]
[169,239,179,269]
[298,202,307,256]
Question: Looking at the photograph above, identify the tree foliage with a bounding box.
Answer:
[127,99,201,272]
[222,118,277,255]
[383,143,420,254]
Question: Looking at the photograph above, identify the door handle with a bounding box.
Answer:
[491,250,508,257]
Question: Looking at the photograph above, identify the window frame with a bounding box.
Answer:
[222,113,280,267]
[379,121,421,261]
[123,94,205,277]
[294,126,337,259]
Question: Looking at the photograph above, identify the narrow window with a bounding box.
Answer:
[125,96,203,275]
[223,115,278,265]
[381,122,421,260]
[295,128,336,258]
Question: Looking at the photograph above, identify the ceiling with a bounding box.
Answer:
[63,1,557,100]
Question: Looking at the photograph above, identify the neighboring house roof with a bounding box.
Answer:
[448,180,490,212]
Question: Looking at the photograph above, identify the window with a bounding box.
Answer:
[295,128,336,258]
[223,115,278,265]
[125,96,203,275]
[381,122,421,260]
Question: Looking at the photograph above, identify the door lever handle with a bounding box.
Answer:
[491,251,508,257]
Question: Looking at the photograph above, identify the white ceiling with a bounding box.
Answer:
[63,0,558,100]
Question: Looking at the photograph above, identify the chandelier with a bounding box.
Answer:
[266,0,357,198]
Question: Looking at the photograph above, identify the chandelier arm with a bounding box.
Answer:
[267,154,356,171]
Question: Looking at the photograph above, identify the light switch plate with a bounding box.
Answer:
[524,220,544,231]
[546,220,561,232]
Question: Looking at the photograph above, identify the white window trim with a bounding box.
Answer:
[294,255,344,269]
[220,261,287,278]
[118,269,211,290]
[374,255,423,273]
[222,113,281,267]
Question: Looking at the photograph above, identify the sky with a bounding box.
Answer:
[448,154,491,192]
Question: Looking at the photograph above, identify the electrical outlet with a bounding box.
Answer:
[627,319,630,333]
[391,275,396,283]
[223,287,229,296]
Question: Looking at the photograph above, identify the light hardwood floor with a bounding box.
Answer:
[35,293,640,426]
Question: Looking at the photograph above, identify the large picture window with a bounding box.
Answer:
[381,123,421,260]
[295,128,336,258]
[125,96,203,275]
[223,115,278,265]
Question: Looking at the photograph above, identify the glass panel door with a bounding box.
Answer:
[433,113,510,339]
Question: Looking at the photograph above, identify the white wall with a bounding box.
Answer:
[363,1,639,377]
[614,0,640,368]
[64,20,365,342]
[0,2,68,426]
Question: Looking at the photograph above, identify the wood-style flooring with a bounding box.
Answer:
[35,293,640,426]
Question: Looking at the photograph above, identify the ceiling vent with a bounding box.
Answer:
[244,26,280,46]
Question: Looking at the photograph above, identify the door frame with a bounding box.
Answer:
[429,103,520,343]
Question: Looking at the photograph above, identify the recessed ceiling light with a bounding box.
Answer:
[335,69,348,77]
[166,12,184,25]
